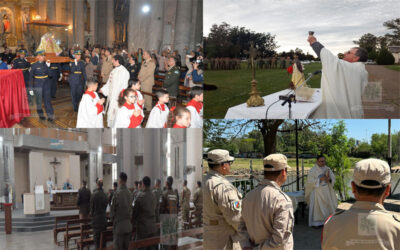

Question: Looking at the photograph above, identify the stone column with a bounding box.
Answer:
[88,0,96,44]
[87,130,103,191]
[0,130,15,206]
[47,0,55,20]
[128,0,136,52]
[162,0,178,51]
[185,129,202,192]
[147,0,164,52]
[174,0,193,66]
[74,0,85,47]
[106,0,115,47]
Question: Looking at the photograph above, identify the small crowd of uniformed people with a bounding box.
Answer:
[76,173,203,250]
[203,149,400,250]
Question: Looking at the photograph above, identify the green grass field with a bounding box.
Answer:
[384,65,400,72]
[204,62,322,118]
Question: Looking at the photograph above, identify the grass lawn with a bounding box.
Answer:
[384,64,400,72]
[204,62,322,118]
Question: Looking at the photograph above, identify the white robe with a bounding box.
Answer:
[101,65,130,127]
[76,92,104,128]
[312,47,368,118]
[145,103,169,128]
[187,104,203,128]
[306,165,338,227]
[113,103,144,128]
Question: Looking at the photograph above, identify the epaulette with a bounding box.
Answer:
[393,214,400,223]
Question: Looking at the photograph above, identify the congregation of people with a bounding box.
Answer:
[0,44,204,128]
[75,173,203,249]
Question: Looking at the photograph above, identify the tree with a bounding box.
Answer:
[376,48,395,65]
[371,133,388,158]
[324,121,352,201]
[204,22,278,58]
[383,18,400,46]
[353,33,378,53]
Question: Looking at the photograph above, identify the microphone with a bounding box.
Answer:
[313,70,322,75]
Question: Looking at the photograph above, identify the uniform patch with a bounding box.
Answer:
[232,201,241,211]
[174,71,179,74]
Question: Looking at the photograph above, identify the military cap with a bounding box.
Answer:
[207,149,234,164]
[353,158,391,189]
[18,49,27,55]
[36,50,45,56]
[263,153,291,171]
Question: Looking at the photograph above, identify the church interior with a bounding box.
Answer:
[0,128,203,249]
[0,0,203,128]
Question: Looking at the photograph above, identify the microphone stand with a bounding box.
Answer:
[266,70,321,119]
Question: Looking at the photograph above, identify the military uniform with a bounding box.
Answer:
[48,63,61,98]
[163,65,180,97]
[193,186,203,223]
[160,187,179,249]
[203,149,246,250]
[69,53,87,111]
[29,57,54,120]
[111,183,133,250]
[181,186,191,224]
[127,63,139,80]
[132,188,157,240]
[90,187,108,249]
[322,158,400,250]
[138,58,156,110]
[77,186,91,218]
[242,154,294,249]
[12,51,31,103]
[152,187,162,223]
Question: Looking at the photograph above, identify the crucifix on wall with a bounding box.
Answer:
[49,157,61,187]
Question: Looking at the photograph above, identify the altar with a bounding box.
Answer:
[224,88,322,119]
[51,190,78,210]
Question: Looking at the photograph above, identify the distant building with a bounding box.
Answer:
[388,46,400,64]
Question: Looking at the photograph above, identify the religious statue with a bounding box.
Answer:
[2,14,10,33]
[36,32,62,55]
[246,42,265,107]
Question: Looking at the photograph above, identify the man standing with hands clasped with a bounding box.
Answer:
[322,158,400,250]
[203,149,247,250]
[307,33,368,118]
[242,153,294,250]
[306,155,338,228]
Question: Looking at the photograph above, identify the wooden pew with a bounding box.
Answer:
[53,214,80,245]
[76,223,93,250]
[183,210,202,230]
[99,230,114,250]
[63,218,91,249]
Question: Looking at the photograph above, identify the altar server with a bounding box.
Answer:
[186,86,203,128]
[113,89,143,128]
[146,88,170,128]
[76,79,105,128]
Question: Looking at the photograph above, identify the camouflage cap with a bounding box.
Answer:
[353,158,391,189]
[263,153,291,171]
[207,149,234,164]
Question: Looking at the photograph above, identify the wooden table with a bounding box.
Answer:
[51,190,78,210]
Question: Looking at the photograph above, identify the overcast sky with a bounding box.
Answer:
[204,0,400,55]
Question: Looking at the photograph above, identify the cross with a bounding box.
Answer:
[244,42,259,80]
[49,157,61,187]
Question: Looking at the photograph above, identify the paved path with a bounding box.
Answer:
[363,65,400,118]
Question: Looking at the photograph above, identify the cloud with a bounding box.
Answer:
[204,0,400,55]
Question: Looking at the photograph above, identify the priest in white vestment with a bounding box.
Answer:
[306,156,338,227]
[99,55,129,127]
[308,35,368,118]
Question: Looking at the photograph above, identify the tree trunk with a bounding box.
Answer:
[259,120,284,156]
